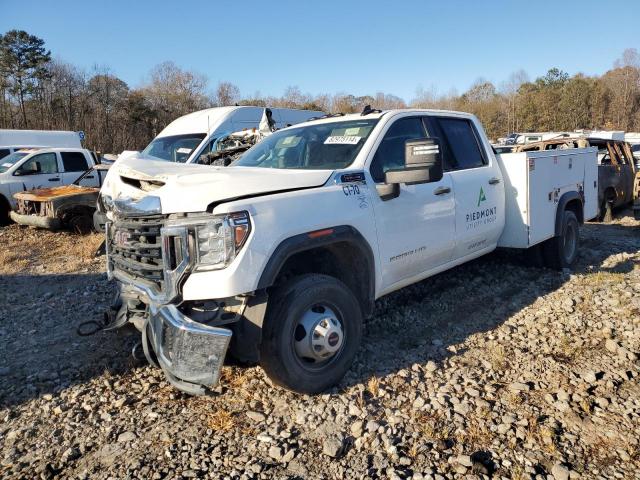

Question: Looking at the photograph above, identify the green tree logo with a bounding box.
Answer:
[477,187,487,207]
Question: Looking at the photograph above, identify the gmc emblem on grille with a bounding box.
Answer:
[114,230,131,247]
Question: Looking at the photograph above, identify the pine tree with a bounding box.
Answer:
[0,30,51,127]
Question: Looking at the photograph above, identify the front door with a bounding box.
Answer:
[368,116,456,292]
[12,152,62,192]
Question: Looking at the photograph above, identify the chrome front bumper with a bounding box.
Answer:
[148,304,232,395]
[106,220,233,395]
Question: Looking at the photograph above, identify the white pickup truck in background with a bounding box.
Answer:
[0,147,100,223]
[0,129,83,160]
[98,108,598,395]
[133,106,323,165]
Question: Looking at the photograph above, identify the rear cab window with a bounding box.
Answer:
[427,116,488,171]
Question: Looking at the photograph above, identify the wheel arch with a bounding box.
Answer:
[555,191,583,235]
[257,225,376,317]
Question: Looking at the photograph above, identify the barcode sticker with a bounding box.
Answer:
[324,136,361,145]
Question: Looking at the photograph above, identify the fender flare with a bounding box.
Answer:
[257,225,376,314]
[555,191,583,236]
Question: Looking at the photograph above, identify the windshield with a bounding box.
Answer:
[0,151,29,173]
[233,119,378,170]
[141,133,207,162]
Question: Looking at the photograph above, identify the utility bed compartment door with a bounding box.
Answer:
[497,148,598,249]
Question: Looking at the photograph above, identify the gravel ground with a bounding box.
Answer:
[1,211,639,480]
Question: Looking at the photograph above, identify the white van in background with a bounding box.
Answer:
[138,106,324,164]
[0,130,83,160]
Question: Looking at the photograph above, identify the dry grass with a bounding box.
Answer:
[554,334,585,363]
[586,271,626,285]
[367,376,380,398]
[455,407,493,449]
[488,343,508,371]
[510,464,527,480]
[413,411,454,442]
[0,225,104,275]
[206,408,235,432]
[406,439,423,458]
[585,436,621,468]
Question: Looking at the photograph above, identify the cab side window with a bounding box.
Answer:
[61,152,89,172]
[370,117,426,183]
[17,153,59,175]
[431,117,487,170]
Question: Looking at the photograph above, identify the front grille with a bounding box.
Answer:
[108,215,166,291]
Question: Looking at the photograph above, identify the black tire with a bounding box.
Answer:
[68,214,93,234]
[542,210,579,270]
[260,274,362,394]
[0,196,10,226]
[598,191,615,223]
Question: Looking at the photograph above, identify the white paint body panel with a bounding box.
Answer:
[0,129,82,150]
[497,148,598,248]
[104,109,598,303]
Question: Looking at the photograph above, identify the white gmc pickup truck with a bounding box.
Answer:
[98,109,598,395]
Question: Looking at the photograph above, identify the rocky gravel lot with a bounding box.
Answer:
[1,211,639,480]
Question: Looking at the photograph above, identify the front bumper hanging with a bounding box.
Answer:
[147,304,232,395]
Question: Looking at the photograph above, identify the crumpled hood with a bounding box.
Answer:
[102,156,333,214]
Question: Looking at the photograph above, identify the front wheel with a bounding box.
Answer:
[260,274,362,394]
[542,210,579,270]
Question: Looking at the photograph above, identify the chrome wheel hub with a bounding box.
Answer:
[294,304,344,363]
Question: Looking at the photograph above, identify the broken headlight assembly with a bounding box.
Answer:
[97,193,114,213]
[186,211,251,272]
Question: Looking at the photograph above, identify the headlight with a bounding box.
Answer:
[97,193,114,213]
[193,211,251,271]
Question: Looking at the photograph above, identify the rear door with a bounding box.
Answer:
[427,116,504,260]
[60,151,99,186]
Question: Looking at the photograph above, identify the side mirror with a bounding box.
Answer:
[377,138,443,201]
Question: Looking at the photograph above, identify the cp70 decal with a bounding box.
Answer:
[342,184,360,196]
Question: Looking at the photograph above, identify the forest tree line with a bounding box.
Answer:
[1,29,639,153]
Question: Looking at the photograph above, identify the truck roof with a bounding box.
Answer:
[156,106,325,138]
[287,108,476,128]
[15,147,89,154]
[0,129,82,148]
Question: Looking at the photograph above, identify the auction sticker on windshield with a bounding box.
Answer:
[324,136,361,145]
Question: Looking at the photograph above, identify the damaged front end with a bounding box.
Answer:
[104,205,265,395]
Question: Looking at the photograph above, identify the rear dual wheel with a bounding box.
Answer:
[542,210,579,269]
[260,274,362,394]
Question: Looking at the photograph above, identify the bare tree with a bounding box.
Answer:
[215,81,240,106]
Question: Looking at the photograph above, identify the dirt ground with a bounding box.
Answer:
[0,210,638,479]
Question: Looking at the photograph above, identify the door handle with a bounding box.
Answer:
[84,175,95,179]
[489,177,501,185]
[433,186,451,195]
[48,177,60,182]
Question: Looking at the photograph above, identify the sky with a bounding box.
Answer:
[1,0,638,101]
